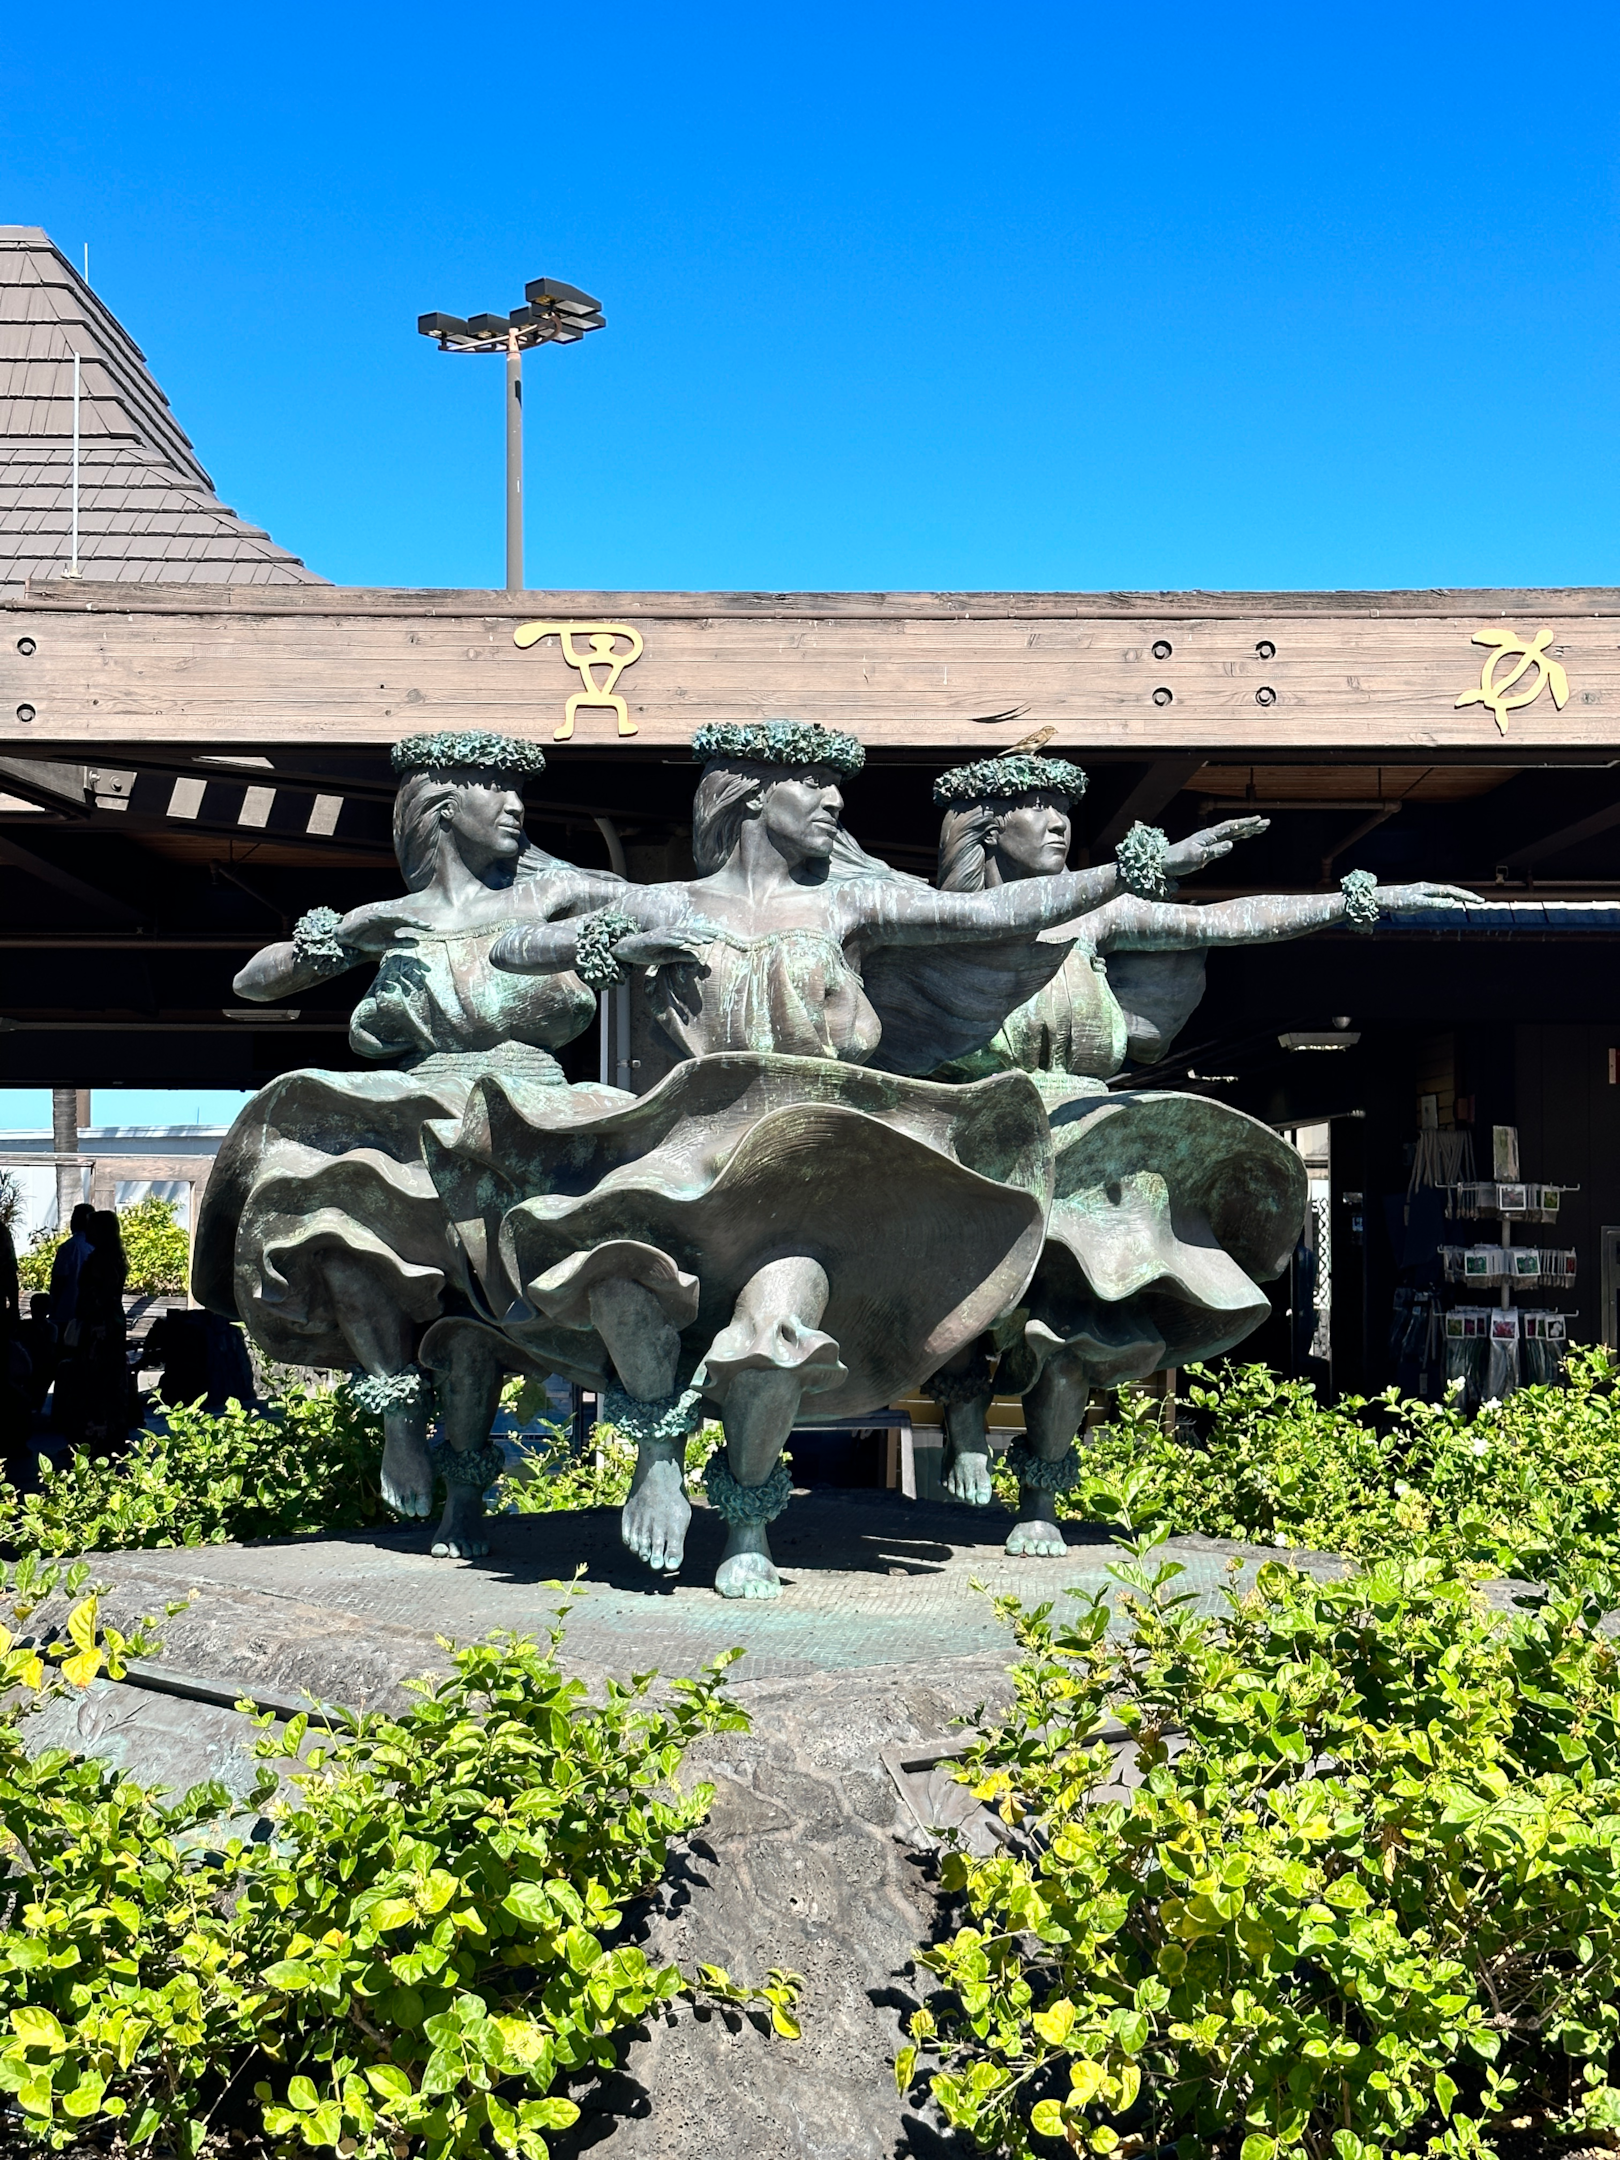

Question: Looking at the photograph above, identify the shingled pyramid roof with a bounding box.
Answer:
[0,226,324,586]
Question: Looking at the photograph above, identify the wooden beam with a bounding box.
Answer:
[12,581,1620,619]
[3,586,1617,759]
[1090,760,1205,851]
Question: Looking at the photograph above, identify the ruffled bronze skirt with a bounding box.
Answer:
[192,1046,628,1373]
[421,1052,1055,1420]
[991,1079,1307,1391]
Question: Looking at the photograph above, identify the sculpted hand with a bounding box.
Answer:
[337,900,432,955]
[1163,816,1270,877]
[612,928,712,969]
[1373,881,1481,909]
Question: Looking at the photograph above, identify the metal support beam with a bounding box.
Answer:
[1322,803,1400,883]
[0,833,142,922]
[506,331,524,593]
[0,759,89,816]
[1502,797,1620,870]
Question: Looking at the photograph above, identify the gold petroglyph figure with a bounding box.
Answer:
[513,621,645,739]
[1456,627,1570,736]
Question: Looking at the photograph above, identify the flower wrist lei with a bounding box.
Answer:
[1340,869,1381,930]
[292,906,351,968]
[574,909,639,991]
[1115,821,1171,900]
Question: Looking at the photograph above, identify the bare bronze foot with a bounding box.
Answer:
[715,1522,781,1599]
[1005,1494,1067,1557]
[621,1447,691,1573]
[431,1485,491,1560]
[944,1445,994,1506]
[380,1427,434,1518]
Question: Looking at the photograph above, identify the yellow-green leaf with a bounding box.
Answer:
[9,2007,66,2054]
[1033,1997,1077,2047]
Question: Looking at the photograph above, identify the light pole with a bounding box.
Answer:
[418,278,605,593]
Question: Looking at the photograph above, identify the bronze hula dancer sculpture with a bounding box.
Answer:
[472,721,1265,1598]
[920,749,1476,1556]
[193,730,639,1559]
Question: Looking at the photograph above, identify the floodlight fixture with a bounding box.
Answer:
[416,277,606,590]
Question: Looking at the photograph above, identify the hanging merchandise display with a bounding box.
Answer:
[1438,1126,1578,1403]
[1487,1308,1521,1399]
[1524,1310,1571,1384]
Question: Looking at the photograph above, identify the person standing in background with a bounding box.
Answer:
[76,1211,130,1450]
[49,1202,96,1441]
[49,1204,95,1332]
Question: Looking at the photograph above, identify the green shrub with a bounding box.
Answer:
[116,1195,191,1296]
[0,1579,797,2158]
[1040,1349,1620,1585]
[0,1383,390,1557]
[18,1194,189,1298]
[904,1546,1620,2159]
[499,1420,721,1516]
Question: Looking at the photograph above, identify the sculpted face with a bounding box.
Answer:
[991,791,1071,880]
[443,776,527,870]
[760,766,844,862]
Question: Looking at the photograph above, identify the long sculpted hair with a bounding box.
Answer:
[691,757,892,881]
[691,760,772,875]
[935,801,1002,892]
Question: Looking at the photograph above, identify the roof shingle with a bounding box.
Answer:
[0,226,323,586]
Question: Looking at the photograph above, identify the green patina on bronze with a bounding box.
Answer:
[1114,820,1172,898]
[391,730,548,776]
[691,720,866,774]
[932,753,1089,806]
[574,908,640,989]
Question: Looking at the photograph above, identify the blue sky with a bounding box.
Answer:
[3,0,1617,1127]
[6,0,1617,601]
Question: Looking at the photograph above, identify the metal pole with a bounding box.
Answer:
[593,818,627,1086]
[505,329,523,593]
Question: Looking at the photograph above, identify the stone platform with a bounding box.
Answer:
[78,1489,1283,1709]
[38,1495,1303,2159]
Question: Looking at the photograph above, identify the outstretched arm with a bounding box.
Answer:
[490,882,706,974]
[838,818,1272,950]
[1094,879,1479,954]
[232,911,381,1003]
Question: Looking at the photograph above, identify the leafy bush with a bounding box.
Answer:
[1036,1350,1620,1586]
[0,1383,391,1557]
[499,1420,721,1516]
[17,1224,66,1296]
[17,1194,189,1297]
[904,1545,1620,2159]
[0,1577,797,2158]
[116,1195,191,1296]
